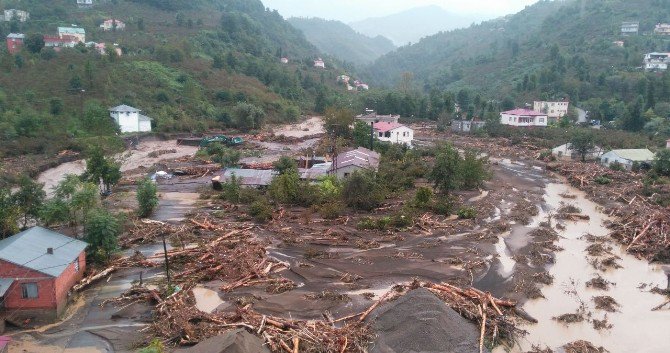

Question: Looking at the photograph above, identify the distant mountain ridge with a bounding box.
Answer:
[288,17,396,65]
[349,5,478,46]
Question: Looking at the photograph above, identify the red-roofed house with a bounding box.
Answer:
[500,109,548,127]
[43,35,79,51]
[6,33,24,54]
[374,122,413,146]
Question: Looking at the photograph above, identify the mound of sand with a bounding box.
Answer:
[176,329,270,353]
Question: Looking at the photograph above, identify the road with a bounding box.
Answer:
[576,107,588,123]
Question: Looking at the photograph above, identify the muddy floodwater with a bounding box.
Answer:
[502,183,670,353]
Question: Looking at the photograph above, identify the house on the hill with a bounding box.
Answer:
[109,105,152,133]
[314,58,325,69]
[337,75,350,83]
[644,52,670,71]
[452,119,486,133]
[355,110,400,125]
[44,35,80,50]
[612,40,625,47]
[77,0,94,8]
[329,147,380,179]
[6,33,24,55]
[654,23,670,35]
[500,109,548,127]
[58,27,86,43]
[100,19,125,31]
[0,227,87,323]
[280,57,289,64]
[600,149,655,170]
[533,101,569,122]
[89,42,122,56]
[2,9,29,22]
[621,21,639,35]
[374,122,413,147]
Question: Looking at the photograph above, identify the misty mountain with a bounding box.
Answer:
[349,5,478,46]
[289,17,396,65]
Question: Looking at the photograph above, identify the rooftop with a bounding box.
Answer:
[331,147,380,172]
[373,122,407,133]
[109,104,141,113]
[222,168,276,186]
[609,149,655,161]
[6,33,25,39]
[0,227,88,278]
[58,27,86,34]
[502,109,548,117]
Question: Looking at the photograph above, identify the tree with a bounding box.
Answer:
[84,146,121,193]
[137,178,159,218]
[324,107,353,139]
[0,189,19,238]
[353,121,373,148]
[39,198,70,227]
[570,129,596,162]
[273,156,297,175]
[459,150,489,189]
[49,97,64,115]
[232,103,265,131]
[429,144,462,194]
[653,149,670,177]
[85,209,120,262]
[13,176,46,228]
[341,171,386,211]
[24,33,45,54]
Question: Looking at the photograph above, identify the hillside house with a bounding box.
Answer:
[109,104,152,133]
[100,19,125,31]
[452,119,486,133]
[337,75,350,83]
[621,21,639,35]
[6,33,24,55]
[374,122,413,147]
[601,149,655,170]
[3,9,29,22]
[58,27,86,43]
[655,23,670,35]
[500,109,548,127]
[314,58,325,69]
[77,0,94,8]
[329,147,380,179]
[552,143,604,161]
[612,40,625,47]
[356,83,370,91]
[644,52,670,71]
[0,227,87,323]
[280,57,289,64]
[43,35,79,50]
[533,100,569,122]
[355,110,400,125]
[89,42,122,56]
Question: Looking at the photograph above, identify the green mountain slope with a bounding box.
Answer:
[366,0,670,125]
[0,0,349,156]
[288,17,395,66]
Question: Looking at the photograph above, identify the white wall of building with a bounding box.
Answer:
[534,101,569,118]
[110,111,151,133]
[376,126,413,146]
[500,112,548,127]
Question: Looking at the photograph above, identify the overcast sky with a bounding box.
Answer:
[261,0,540,22]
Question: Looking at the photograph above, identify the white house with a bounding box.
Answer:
[533,101,569,121]
[600,149,655,170]
[654,23,670,35]
[3,9,29,22]
[329,147,380,179]
[109,105,151,133]
[621,21,639,35]
[500,109,548,127]
[612,40,625,47]
[355,110,400,125]
[77,0,94,8]
[552,143,604,161]
[314,58,325,69]
[644,52,670,71]
[337,75,350,83]
[374,122,413,147]
[58,27,86,43]
[100,19,125,31]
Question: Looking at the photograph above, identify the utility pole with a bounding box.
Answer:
[162,233,171,288]
[369,122,374,151]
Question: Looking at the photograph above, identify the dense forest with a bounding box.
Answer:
[288,17,395,66]
[365,0,670,132]
[0,0,358,156]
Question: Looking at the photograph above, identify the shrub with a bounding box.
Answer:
[220,174,241,202]
[319,201,345,219]
[248,199,273,223]
[413,187,433,208]
[609,161,625,172]
[594,176,612,185]
[457,207,477,219]
[137,178,159,218]
[341,171,386,211]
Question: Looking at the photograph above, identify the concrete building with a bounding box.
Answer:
[644,52,670,71]
[6,33,24,55]
[58,27,86,43]
[452,119,486,133]
[280,57,289,64]
[654,23,670,35]
[600,149,655,170]
[216,168,276,188]
[500,109,548,127]
[100,19,125,31]
[44,35,80,50]
[77,0,94,8]
[374,122,413,147]
[621,21,639,35]
[329,147,380,179]
[109,104,152,133]
[612,40,625,47]
[2,9,29,22]
[0,227,87,323]
[533,101,570,122]
[313,58,325,69]
[355,110,400,126]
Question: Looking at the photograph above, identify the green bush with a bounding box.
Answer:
[431,196,454,216]
[136,178,159,218]
[248,199,273,223]
[341,171,386,211]
[413,187,433,208]
[609,161,625,172]
[137,339,165,353]
[594,176,612,185]
[318,201,345,219]
[457,207,477,219]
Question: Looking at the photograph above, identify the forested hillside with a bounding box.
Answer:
[288,17,395,66]
[366,0,670,131]
[0,0,352,156]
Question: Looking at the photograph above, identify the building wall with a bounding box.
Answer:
[111,111,140,133]
[376,127,413,146]
[139,120,152,132]
[533,101,569,118]
[53,252,85,316]
[0,260,57,315]
[601,152,633,169]
[331,165,366,180]
[500,113,548,127]
[6,38,23,54]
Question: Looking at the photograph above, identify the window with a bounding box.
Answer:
[21,283,38,299]
[540,118,545,123]
[378,132,383,137]
[74,259,80,273]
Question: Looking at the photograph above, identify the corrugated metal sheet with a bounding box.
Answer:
[0,278,14,297]
[223,168,276,187]
[611,149,655,162]
[0,227,88,278]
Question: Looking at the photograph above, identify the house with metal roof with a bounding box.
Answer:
[329,147,380,179]
[0,227,88,322]
[109,104,152,133]
[373,122,413,147]
[600,149,655,170]
[57,26,86,43]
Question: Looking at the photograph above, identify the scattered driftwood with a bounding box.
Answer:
[563,340,609,353]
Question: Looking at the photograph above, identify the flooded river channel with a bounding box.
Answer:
[503,183,670,353]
